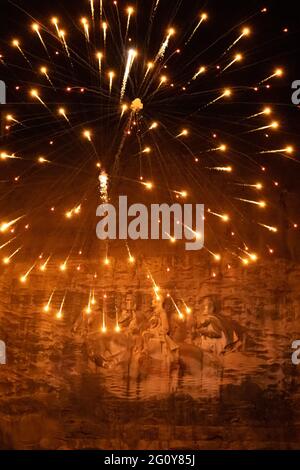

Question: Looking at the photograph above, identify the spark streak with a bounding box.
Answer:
[258,223,278,233]
[236,198,266,208]
[186,13,208,44]
[0,216,25,233]
[51,17,60,37]
[1,152,20,160]
[90,0,95,21]
[208,210,230,222]
[12,39,31,67]
[155,28,175,62]
[96,51,103,78]
[58,108,69,123]
[205,88,231,108]
[0,237,16,251]
[259,146,294,155]
[56,295,66,319]
[207,166,232,172]
[126,7,134,37]
[102,22,108,45]
[44,290,55,312]
[6,114,21,125]
[59,30,71,58]
[85,290,92,315]
[40,255,51,271]
[259,68,283,84]
[192,66,206,80]
[108,70,115,94]
[20,262,36,283]
[3,246,22,264]
[81,17,90,42]
[220,53,242,73]
[31,23,49,54]
[245,107,272,119]
[30,89,49,109]
[226,27,250,53]
[40,66,54,87]
[169,295,184,320]
[247,121,279,133]
[120,49,137,101]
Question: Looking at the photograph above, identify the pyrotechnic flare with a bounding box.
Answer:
[186,12,208,44]
[58,108,69,123]
[234,182,263,190]
[259,68,283,84]
[258,223,278,233]
[81,17,90,42]
[208,210,230,222]
[120,49,137,101]
[102,22,108,45]
[59,258,69,271]
[108,70,115,94]
[126,7,134,37]
[155,75,167,92]
[20,262,36,284]
[169,295,184,320]
[155,27,175,62]
[85,290,92,315]
[3,247,22,265]
[126,244,135,263]
[226,27,250,53]
[176,129,189,138]
[208,166,233,172]
[245,107,272,119]
[59,30,71,58]
[56,295,66,319]
[38,156,50,164]
[144,61,154,80]
[205,88,232,107]
[247,121,279,133]
[192,66,206,80]
[0,152,20,160]
[0,237,16,251]
[101,295,107,332]
[0,216,25,233]
[30,89,49,110]
[6,114,20,125]
[154,0,160,14]
[12,39,31,67]
[259,146,294,155]
[40,255,51,272]
[31,23,49,55]
[40,66,54,88]
[51,17,60,37]
[90,0,95,21]
[221,53,243,73]
[121,104,128,117]
[236,198,266,208]
[83,130,92,142]
[44,290,55,312]
[96,51,103,78]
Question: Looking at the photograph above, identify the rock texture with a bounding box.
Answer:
[0,254,300,449]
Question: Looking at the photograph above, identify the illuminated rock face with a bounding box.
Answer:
[0,255,300,449]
